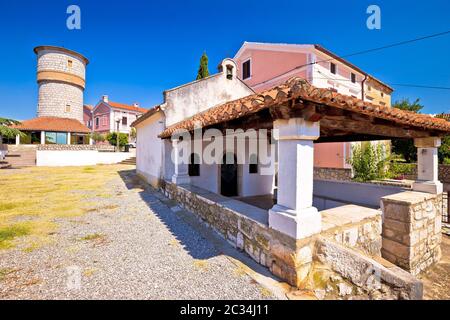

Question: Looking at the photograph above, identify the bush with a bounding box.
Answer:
[348,142,390,182]
[90,132,106,143]
[106,132,128,148]
[388,161,416,180]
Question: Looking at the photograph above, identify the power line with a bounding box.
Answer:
[310,76,450,91]
[252,30,450,88]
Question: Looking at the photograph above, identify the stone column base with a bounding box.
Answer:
[412,181,443,194]
[172,174,190,185]
[269,205,321,239]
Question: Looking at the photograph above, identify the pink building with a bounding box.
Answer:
[83,95,148,141]
[234,42,393,168]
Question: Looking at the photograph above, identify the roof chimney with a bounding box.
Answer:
[102,95,109,103]
[133,102,140,108]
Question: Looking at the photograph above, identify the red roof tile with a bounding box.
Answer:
[12,117,90,133]
[159,77,450,139]
[108,101,148,114]
[131,105,162,127]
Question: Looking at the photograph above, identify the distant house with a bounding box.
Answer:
[84,96,148,141]
[233,42,394,168]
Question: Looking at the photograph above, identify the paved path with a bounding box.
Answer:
[0,167,278,300]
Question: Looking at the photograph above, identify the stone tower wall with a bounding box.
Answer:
[35,47,87,123]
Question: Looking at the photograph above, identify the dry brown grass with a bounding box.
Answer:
[0,165,127,250]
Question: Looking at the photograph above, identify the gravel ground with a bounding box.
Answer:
[0,166,277,300]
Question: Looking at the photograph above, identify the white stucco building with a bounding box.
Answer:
[133,57,448,293]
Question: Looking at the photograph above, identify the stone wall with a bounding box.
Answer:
[162,181,383,289]
[37,81,84,122]
[381,191,442,276]
[315,239,423,300]
[159,181,427,299]
[397,164,450,183]
[36,48,87,123]
[162,181,312,287]
[314,167,352,181]
[37,144,114,151]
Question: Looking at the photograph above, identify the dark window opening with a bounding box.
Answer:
[351,73,356,83]
[95,117,99,127]
[189,153,200,177]
[242,60,251,79]
[249,154,258,174]
[330,63,336,74]
[122,117,128,125]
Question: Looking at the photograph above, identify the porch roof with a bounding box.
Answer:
[12,117,90,134]
[158,77,450,142]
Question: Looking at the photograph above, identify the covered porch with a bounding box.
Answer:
[158,77,449,294]
[10,117,92,146]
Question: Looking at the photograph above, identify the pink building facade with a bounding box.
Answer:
[234,42,393,168]
[83,95,148,141]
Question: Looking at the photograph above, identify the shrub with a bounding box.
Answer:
[388,161,416,180]
[90,132,105,142]
[106,132,128,148]
[348,142,390,182]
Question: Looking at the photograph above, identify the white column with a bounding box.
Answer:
[412,137,443,194]
[269,118,321,239]
[67,132,71,145]
[40,131,45,145]
[171,137,190,185]
[15,134,20,145]
[89,137,94,145]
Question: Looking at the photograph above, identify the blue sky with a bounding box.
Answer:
[0,0,449,120]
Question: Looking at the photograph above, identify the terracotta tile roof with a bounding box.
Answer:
[131,105,162,127]
[436,113,450,121]
[12,117,90,133]
[159,77,450,139]
[108,101,148,114]
[84,104,93,110]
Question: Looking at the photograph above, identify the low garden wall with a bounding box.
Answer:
[314,167,352,181]
[160,181,423,298]
[36,149,133,166]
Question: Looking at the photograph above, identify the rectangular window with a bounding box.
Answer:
[68,60,73,68]
[330,63,336,74]
[122,116,128,126]
[45,132,67,145]
[95,117,99,127]
[242,60,251,80]
[65,104,71,113]
[102,116,107,125]
[351,73,356,83]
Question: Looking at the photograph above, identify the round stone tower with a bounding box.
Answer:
[34,46,89,123]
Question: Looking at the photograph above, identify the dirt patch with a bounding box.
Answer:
[420,235,450,300]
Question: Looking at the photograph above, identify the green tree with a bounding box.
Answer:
[391,98,424,162]
[106,132,128,148]
[130,127,137,141]
[392,98,424,113]
[196,52,210,80]
[0,117,25,139]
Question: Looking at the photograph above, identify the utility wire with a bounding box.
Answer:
[310,76,450,90]
[252,30,450,88]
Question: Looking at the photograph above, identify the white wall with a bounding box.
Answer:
[135,112,165,187]
[36,150,133,167]
[163,60,254,127]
